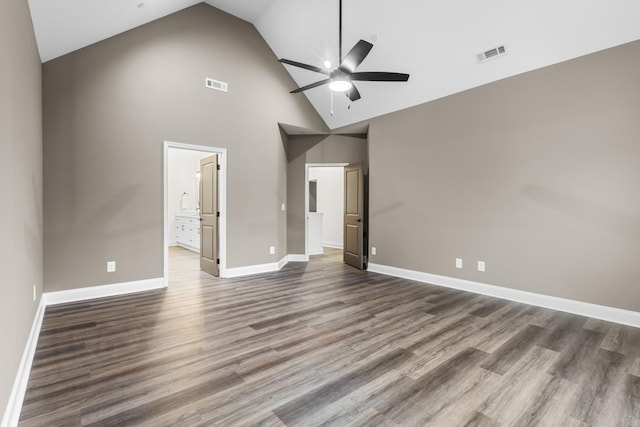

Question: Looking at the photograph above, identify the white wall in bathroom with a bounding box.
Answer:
[308,167,344,248]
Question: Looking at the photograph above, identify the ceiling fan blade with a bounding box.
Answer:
[346,84,361,102]
[279,59,330,75]
[338,40,373,73]
[350,72,410,82]
[290,79,331,93]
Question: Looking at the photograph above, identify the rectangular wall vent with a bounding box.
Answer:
[476,45,507,63]
[205,78,228,92]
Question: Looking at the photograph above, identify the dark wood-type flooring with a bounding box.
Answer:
[19,247,640,426]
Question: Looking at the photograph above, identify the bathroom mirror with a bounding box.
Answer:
[309,180,317,212]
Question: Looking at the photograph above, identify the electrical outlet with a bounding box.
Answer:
[478,261,485,272]
[269,246,275,255]
[456,258,463,269]
[371,247,377,256]
[281,203,285,211]
[107,261,116,273]
[33,284,36,302]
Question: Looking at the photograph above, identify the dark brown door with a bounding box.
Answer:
[200,154,218,276]
[344,163,364,269]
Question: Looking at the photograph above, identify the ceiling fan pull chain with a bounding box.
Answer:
[330,91,334,116]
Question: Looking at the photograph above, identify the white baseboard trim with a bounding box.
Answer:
[176,243,199,254]
[277,255,288,270]
[322,241,343,249]
[368,263,640,328]
[2,297,46,427]
[44,277,166,306]
[287,254,309,262]
[225,256,289,279]
[308,248,324,255]
[2,277,166,426]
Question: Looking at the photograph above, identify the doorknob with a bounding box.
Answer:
[357,219,362,222]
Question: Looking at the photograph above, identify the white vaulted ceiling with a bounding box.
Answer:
[27,0,640,129]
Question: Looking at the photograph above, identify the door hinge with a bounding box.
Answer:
[216,212,220,217]
[217,165,220,170]
[216,258,220,265]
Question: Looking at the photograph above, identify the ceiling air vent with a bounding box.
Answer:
[476,45,507,63]
[205,78,228,92]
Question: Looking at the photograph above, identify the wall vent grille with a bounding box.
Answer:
[476,45,508,63]
[205,78,228,92]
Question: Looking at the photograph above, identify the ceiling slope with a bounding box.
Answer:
[255,0,640,128]
[28,0,640,128]
[29,0,201,62]
[203,0,277,23]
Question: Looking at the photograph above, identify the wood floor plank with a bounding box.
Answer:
[342,408,397,427]
[80,370,243,426]
[548,328,606,381]
[601,324,640,356]
[568,349,626,423]
[18,246,640,426]
[630,357,640,377]
[462,411,500,427]
[272,349,414,425]
[472,304,533,353]
[416,363,501,426]
[620,374,640,426]
[477,345,563,425]
[480,324,548,375]
[290,370,403,427]
[375,347,489,423]
[469,298,510,318]
[539,314,588,352]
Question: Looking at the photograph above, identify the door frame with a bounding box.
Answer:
[163,141,228,284]
[304,163,349,258]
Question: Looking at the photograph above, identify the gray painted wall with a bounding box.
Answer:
[43,4,327,292]
[0,0,43,415]
[363,40,640,312]
[286,135,367,254]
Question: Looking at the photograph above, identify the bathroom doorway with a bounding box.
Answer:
[305,164,348,257]
[163,141,227,285]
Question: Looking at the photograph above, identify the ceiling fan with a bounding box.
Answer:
[278,0,410,102]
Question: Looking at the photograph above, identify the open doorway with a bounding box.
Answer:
[305,163,348,258]
[163,141,227,286]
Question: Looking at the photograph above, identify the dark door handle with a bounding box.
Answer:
[357,219,362,222]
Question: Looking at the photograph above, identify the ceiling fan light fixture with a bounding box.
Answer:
[278,0,409,104]
[328,79,352,92]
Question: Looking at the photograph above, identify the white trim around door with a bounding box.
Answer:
[163,141,228,282]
